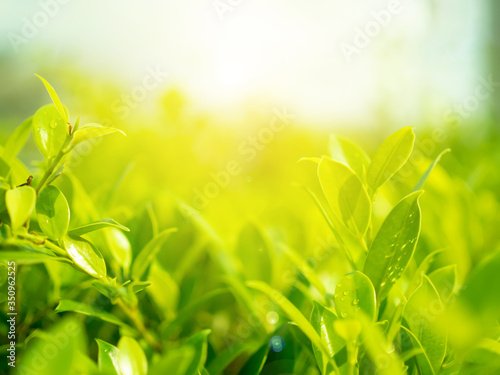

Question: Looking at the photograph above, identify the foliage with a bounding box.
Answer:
[0,77,499,374]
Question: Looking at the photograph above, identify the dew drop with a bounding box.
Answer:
[341,312,347,318]
[343,291,349,296]
[353,299,359,305]
[50,120,58,129]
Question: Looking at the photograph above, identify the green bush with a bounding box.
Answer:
[0,77,499,375]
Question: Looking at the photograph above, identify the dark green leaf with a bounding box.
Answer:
[364,191,422,300]
[62,235,107,279]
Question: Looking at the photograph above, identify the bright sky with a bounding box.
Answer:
[0,0,488,127]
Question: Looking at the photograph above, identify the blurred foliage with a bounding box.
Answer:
[0,73,499,375]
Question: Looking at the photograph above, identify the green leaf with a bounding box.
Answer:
[359,314,405,375]
[329,134,370,179]
[236,222,273,283]
[6,185,36,230]
[0,250,70,265]
[68,218,130,236]
[334,271,376,321]
[35,74,69,123]
[366,127,415,194]
[403,275,446,373]
[2,116,32,164]
[105,227,132,271]
[36,185,70,240]
[14,317,84,375]
[147,261,179,321]
[96,339,120,375]
[239,344,269,375]
[70,123,125,150]
[412,149,451,192]
[131,227,177,280]
[318,157,371,236]
[32,104,68,158]
[184,329,211,375]
[206,342,260,375]
[149,346,196,375]
[246,281,338,370]
[310,301,346,375]
[364,191,422,300]
[400,326,435,375]
[282,244,326,297]
[55,299,131,329]
[429,265,457,303]
[62,235,107,279]
[118,336,148,375]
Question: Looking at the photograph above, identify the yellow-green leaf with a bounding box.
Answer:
[62,235,107,279]
[70,123,125,150]
[6,185,36,230]
[334,271,376,321]
[318,157,371,237]
[36,185,70,240]
[118,337,148,375]
[367,127,415,194]
[35,74,69,123]
[32,104,68,158]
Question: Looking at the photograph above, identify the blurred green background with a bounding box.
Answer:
[1,2,500,373]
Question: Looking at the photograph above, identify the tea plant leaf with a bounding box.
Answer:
[364,191,422,300]
[55,299,131,329]
[206,342,260,375]
[32,104,68,158]
[239,344,269,375]
[14,318,84,375]
[131,227,177,280]
[403,275,446,373]
[118,336,148,375]
[62,235,107,279]
[2,116,32,164]
[367,127,415,194]
[68,218,130,236]
[36,185,70,240]
[105,228,132,271]
[0,250,70,265]
[310,301,346,375]
[400,326,435,375]
[35,74,69,123]
[329,134,370,179]
[149,346,196,375]
[282,244,326,298]
[70,123,125,150]
[96,339,120,375]
[429,265,457,303]
[413,149,451,192]
[246,281,338,370]
[318,157,371,237]
[334,271,376,321]
[147,261,179,321]
[6,185,36,230]
[236,222,273,283]
[359,314,405,375]
[183,329,211,375]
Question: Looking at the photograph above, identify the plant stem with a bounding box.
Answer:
[17,232,69,258]
[116,298,162,351]
[35,149,66,194]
